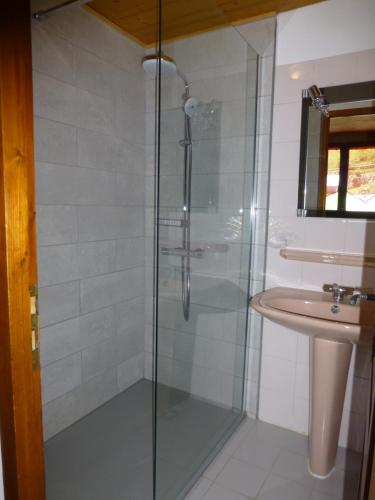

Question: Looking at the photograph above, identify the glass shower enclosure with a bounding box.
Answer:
[151,10,259,499]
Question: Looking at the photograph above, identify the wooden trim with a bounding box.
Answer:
[85,4,276,49]
[328,106,375,118]
[84,5,151,48]
[87,0,323,47]
[0,2,45,499]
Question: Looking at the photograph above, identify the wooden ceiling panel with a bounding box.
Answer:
[86,0,325,47]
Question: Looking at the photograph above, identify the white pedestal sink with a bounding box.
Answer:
[251,287,374,478]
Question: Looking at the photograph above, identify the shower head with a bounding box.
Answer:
[142,55,177,77]
[307,84,330,117]
[142,54,189,88]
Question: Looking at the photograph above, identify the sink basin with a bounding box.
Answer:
[250,286,375,479]
[251,286,375,344]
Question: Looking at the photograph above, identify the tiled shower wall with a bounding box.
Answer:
[32,7,146,440]
[260,2,375,450]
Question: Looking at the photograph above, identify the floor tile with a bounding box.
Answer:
[215,457,268,498]
[257,474,311,500]
[220,417,256,455]
[233,430,281,470]
[271,450,316,488]
[310,491,339,500]
[203,452,231,480]
[313,468,360,499]
[251,420,309,456]
[45,381,363,500]
[202,483,250,500]
[184,478,212,500]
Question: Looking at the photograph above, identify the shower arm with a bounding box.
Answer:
[177,69,189,90]
[32,0,87,20]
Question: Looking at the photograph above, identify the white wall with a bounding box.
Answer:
[276,0,375,65]
[259,0,375,450]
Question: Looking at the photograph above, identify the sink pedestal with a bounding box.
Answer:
[309,337,353,478]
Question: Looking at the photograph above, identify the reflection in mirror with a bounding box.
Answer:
[298,81,375,219]
[325,105,375,212]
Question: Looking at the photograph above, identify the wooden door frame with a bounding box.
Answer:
[0,1,46,499]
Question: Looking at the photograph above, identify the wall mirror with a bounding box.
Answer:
[298,80,375,218]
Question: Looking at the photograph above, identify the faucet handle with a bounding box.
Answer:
[322,283,354,293]
[322,283,355,303]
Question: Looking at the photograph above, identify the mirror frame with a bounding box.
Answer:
[298,80,375,219]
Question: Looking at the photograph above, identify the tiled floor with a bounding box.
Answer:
[45,379,362,500]
[184,418,362,500]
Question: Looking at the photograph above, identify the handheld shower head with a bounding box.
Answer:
[307,85,330,117]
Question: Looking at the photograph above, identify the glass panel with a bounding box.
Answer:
[154,18,259,500]
[346,147,375,211]
[325,148,340,210]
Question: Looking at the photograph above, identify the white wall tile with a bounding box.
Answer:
[34,118,77,166]
[37,205,78,246]
[80,268,144,313]
[300,263,342,291]
[270,141,300,181]
[304,219,346,252]
[261,356,296,393]
[269,179,299,217]
[295,364,310,400]
[38,241,117,286]
[79,306,116,346]
[262,320,298,361]
[77,206,144,241]
[117,353,144,391]
[33,72,79,126]
[32,24,76,85]
[272,102,301,143]
[82,339,116,380]
[259,387,294,429]
[36,162,116,206]
[42,353,82,404]
[39,282,80,327]
[41,317,83,367]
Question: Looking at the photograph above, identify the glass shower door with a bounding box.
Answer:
[153,18,259,500]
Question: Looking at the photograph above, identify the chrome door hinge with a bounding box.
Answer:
[30,284,40,370]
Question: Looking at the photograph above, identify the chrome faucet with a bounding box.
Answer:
[323,283,375,305]
[322,283,354,303]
